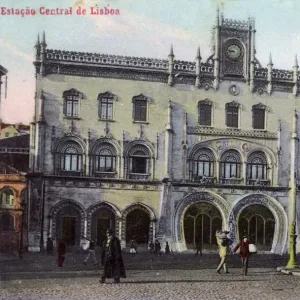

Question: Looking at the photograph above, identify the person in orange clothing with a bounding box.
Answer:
[233,235,250,276]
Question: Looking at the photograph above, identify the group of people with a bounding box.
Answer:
[215,230,255,276]
[51,228,255,284]
[148,239,170,255]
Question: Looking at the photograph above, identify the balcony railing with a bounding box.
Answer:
[93,171,116,179]
[192,175,216,185]
[59,170,84,177]
[220,178,244,185]
[247,179,270,186]
[128,173,150,180]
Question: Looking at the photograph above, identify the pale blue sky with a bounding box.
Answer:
[1,0,300,123]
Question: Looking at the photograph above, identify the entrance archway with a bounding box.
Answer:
[86,202,120,243]
[229,194,288,254]
[174,191,230,251]
[238,205,275,251]
[184,202,222,250]
[92,208,115,246]
[51,201,85,246]
[126,209,150,245]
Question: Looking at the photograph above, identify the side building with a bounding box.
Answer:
[28,12,299,254]
[0,135,29,254]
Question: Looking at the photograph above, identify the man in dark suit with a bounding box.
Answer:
[100,229,126,284]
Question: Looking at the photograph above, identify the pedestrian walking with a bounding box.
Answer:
[195,240,202,256]
[154,239,161,256]
[233,235,250,276]
[57,239,66,268]
[215,230,229,274]
[84,239,98,266]
[149,241,154,254]
[46,237,54,255]
[165,241,170,254]
[130,239,138,254]
[100,229,126,284]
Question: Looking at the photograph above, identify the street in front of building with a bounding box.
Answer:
[1,253,300,300]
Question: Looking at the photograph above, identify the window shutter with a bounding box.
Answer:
[132,103,135,120]
[98,99,101,118]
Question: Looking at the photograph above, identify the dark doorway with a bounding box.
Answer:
[97,218,110,246]
[126,209,150,245]
[62,217,76,245]
[91,208,115,246]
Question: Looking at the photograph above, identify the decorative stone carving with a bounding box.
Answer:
[229,85,240,96]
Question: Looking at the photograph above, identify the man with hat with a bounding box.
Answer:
[100,228,126,284]
[233,233,250,275]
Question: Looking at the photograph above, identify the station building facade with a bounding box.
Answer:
[27,12,300,254]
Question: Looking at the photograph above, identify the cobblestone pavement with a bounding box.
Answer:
[1,268,300,300]
[1,253,300,300]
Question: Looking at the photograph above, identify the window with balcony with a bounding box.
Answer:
[191,148,215,183]
[246,151,268,185]
[60,141,83,175]
[220,150,242,184]
[92,143,117,178]
[127,144,150,180]
[252,103,266,130]
[226,101,240,128]
[198,99,212,126]
[63,88,83,118]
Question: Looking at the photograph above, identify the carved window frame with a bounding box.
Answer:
[198,99,213,126]
[220,150,242,179]
[132,94,151,123]
[191,148,215,179]
[252,103,267,130]
[246,151,268,181]
[62,88,83,119]
[127,144,151,175]
[225,101,240,128]
[97,91,118,121]
[59,141,83,174]
[93,143,117,174]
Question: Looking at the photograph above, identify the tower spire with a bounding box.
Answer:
[195,46,201,88]
[169,44,174,57]
[294,54,299,68]
[268,52,273,66]
[168,44,174,86]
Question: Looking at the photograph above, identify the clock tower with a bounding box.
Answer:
[214,12,256,82]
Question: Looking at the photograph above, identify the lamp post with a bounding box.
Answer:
[19,199,26,260]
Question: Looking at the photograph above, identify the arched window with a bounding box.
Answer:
[191,148,215,181]
[0,214,14,231]
[63,88,83,118]
[93,143,117,174]
[247,151,268,185]
[60,141,83,174]
[220,150,241,182]
[127,145,150,179]
[0,188,14,207]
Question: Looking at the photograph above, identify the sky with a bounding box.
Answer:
[1,0,300,124]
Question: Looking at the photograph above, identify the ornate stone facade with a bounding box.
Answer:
[27,12,299,254]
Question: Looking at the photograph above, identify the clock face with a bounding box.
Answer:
[226,44,243,60]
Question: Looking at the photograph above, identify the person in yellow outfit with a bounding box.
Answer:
[216,230,229,274]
